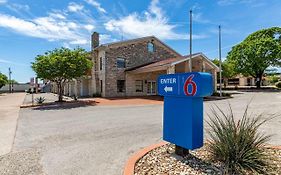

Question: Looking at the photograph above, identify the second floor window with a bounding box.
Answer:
[148,42,154,53]
[117,58,125,68]
[99,57,102,70]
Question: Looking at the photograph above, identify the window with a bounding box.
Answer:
[99,57,102,70]
[117,58,125,68]
[147,42,154,52]
[100,80,103,93]
[117,80,125,92]
[135,80,143,92]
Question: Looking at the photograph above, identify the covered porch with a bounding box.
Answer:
[125,53,219,96]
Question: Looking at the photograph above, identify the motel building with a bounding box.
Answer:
[60,32,219,98]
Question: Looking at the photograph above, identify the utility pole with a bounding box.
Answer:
[189,10,192,72]
[219,25,222,97]
[8,67,12,93]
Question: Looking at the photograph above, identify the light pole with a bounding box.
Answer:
[8,67,12,93]
[219,25,222,97]
[189,10,192,72]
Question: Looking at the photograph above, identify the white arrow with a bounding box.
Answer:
[164,86,173,92]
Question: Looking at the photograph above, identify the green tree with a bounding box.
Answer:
[212,59,235,87]
[0,72,8,89]
[32,47,93,102]
[8,79,18,84]
[227,27,281,88]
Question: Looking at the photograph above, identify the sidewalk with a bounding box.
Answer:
[0,93,26,156]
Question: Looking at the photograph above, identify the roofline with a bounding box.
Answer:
[171,52,220,71]
[93,36,182,57]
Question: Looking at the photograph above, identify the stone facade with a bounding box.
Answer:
[47,32,218,98]
[92,36,180,97]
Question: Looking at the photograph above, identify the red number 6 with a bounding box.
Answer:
[183,74,197,96]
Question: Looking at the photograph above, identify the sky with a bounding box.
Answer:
[0,0,280,83]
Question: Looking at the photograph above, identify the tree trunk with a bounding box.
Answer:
[57,82,64,102]
[255,73,263,89]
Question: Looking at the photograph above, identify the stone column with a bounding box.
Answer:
[213,69,217,92]
[202,61,206,72]
[167,65,175,74]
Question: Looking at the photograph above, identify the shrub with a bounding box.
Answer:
[35,97,46,104]
[92,93,101,97]
[275,81,281,89]
[207,104,273,174]
[212,92,231,97]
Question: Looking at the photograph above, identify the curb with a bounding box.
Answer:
[123,141,168,175]
[123,142,281,175]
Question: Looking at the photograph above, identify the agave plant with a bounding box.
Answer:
[207,103,275,174]
[35,96,46,104]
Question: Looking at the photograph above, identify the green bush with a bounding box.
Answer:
[35,97,46,104]
[275,81,281,89]
[92,93,101,97]
[207,104,273,174]
[212,91,231,97]
[268,75,279,84]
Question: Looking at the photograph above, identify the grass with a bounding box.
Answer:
[207,103,277,174]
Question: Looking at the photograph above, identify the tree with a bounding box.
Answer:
[0,72,8,89]
[212,59,235,87]
[8,79,18,84]
[227,27,281,88]
[32,47,93,102]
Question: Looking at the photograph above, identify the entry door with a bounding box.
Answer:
[147,81,156,95]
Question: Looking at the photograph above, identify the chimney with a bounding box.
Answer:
[91,32,99,50]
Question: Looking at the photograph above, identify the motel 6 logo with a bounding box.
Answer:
[183,74,197,96]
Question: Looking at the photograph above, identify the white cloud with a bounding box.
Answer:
[85,0,106,13]
[0,13,90,45]
[67,2,84,12]
[0,0,7,4]
[48,12,66,20]
[0,58,28,66]
[217,0,263,6]
[84,24,95,32]
[104,0,205,40]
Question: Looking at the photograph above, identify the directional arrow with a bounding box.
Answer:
[164,86,173,92]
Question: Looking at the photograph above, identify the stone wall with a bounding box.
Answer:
[126,70,166,96]
[103,39,178,97]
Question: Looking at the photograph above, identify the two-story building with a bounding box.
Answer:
[62,32,219,97]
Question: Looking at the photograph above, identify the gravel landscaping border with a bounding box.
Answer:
[133,143,281,175]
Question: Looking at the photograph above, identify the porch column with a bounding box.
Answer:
[184,61,189,72]
[213,69,217,91]
[167,65,175,74]
[202,61,206,72]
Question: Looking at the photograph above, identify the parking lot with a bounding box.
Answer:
[1,91,281,175]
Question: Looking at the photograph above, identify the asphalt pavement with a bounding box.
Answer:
[4,91,281,175]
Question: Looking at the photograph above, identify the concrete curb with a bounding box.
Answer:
[123,142,281,175]
[123,141,168,175]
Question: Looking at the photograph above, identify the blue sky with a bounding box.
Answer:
[0,0,280,83]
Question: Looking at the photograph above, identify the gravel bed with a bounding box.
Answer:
[0,149,44,175]
[134,144,281,175]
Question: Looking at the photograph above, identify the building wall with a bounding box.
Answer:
[100,39,179,97]
[126,70,166,96]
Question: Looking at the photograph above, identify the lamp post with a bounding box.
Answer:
[8,67,12,93]
[219,25,222,97]
[189,10,192,72]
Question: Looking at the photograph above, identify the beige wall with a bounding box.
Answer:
[126,70,166,96]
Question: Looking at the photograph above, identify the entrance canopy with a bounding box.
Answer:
[126,53,219,74]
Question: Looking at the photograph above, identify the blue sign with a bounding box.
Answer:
[157,72,213,150]
[158,72,213,97]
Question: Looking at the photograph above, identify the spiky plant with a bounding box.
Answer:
[35,96,46,104]
[207,104,274,174]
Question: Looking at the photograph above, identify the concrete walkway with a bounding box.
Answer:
[0,93,26,156]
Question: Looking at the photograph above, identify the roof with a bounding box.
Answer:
[94,36,182,57]
[126,52,220,73]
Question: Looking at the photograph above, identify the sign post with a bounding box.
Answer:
[157,72,213,156]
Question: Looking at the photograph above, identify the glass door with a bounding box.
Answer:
[147,81,156,95]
